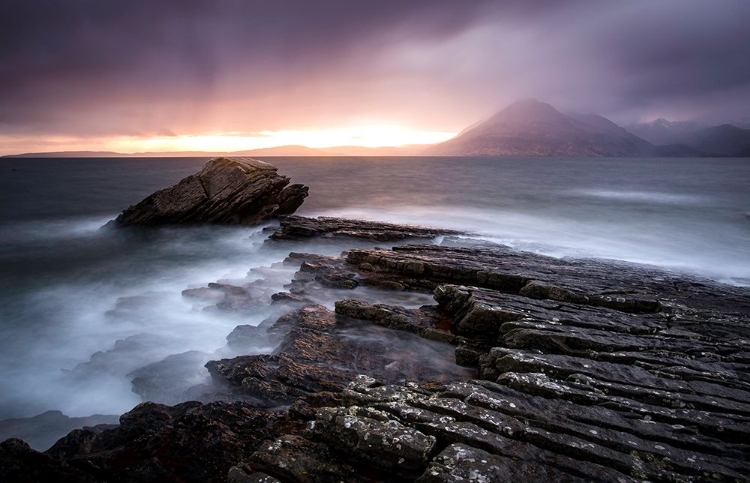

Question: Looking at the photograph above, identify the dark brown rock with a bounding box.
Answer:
[110,157,308,227]
[44,400,285,483]
[334,299,456,344]
[0,411,119,452]
[0,438,98,483]
[271,215,462,242]
[247,434,367,483]
[205,304,473,405]
[416,443,583,482]
[310,406,437,475]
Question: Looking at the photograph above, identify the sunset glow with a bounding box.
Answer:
[1,1,749,155]
[123,127,456,153]
[0,127,456,156]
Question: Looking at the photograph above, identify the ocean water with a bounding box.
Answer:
[0,156,748,428]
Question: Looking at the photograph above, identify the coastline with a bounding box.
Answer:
[3,215,749,482]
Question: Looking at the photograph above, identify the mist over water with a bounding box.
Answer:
[269,156,750,285]
[0,156,748,433]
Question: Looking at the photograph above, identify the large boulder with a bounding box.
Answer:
[111,157,308,227]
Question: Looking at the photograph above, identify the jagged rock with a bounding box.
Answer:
[334,299,456,344]
[0,411,118,452]
[0,438,98,483]
[247,434,366,482]
[44,401,285,483]
[271,215,461,241]
[228,467,281,483]
[110,157,308,227]
[205,305,473,405]
[310,406,437,474]
[416,443,577,482]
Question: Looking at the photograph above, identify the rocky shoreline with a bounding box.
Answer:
[2,214,749,482]
[2,159,749,482]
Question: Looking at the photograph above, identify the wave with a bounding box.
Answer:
[317,205,750,286]
[567,189,709,205]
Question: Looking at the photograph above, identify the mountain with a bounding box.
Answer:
[325,145,426,156]
[2,146,336,158]
[2,150,128,158]
[231,145,337,156]
[728,117,750,130]
[424,99,668,156]
[2,144,427,158]
[626,120,750,156]
[686,124,750,157]
[625,118,703,145]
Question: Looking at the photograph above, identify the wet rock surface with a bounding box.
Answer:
[271,215,461,242]
[2,217,750,482]
[110,157,308,227]
[42,401,286,483]
[0,412,119,453]
[206,304,473,407]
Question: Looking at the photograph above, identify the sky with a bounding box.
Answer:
[1,0,749,155]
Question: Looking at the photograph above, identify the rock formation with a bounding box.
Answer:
[3,216,750,482]
[110,157,308,227]
[270,215,462,242]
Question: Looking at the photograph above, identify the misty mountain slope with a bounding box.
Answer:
[425,100,657,156]
[626,118,702,145]
[686,124,750,157]
[627,120,750,156]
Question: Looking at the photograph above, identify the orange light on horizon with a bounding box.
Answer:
[0,126,457,156]
[119,126,455,153]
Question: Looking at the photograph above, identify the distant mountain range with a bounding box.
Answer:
[4,100,750,158]
[2,144,425,158]
[425,100,659,156]
[626,119,750,157]
[425,100,750,157]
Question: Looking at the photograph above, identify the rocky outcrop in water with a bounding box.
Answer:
[3,217,750,482]
[110,157,308,227]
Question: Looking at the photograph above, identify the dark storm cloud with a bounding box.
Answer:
[0,0,749,140]
[582,1,750,117]
[0,0,506,135]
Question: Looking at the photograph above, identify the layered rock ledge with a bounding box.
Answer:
[270,215,463,242]
[3,216,749,482]
[110,157,308,227]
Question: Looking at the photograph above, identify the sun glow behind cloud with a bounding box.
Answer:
[0,127,457,155]
[124,126,455,153]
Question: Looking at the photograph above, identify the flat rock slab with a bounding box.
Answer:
[270,215,462,241]
[111,157,308,226]
[347,244,750,316]
[206,305,473,406]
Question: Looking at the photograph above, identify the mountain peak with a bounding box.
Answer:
[651,118,673,127]
[424,99,656,156]
[487,99,566,124]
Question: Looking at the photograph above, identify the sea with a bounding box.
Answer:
[0,156,748,444]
